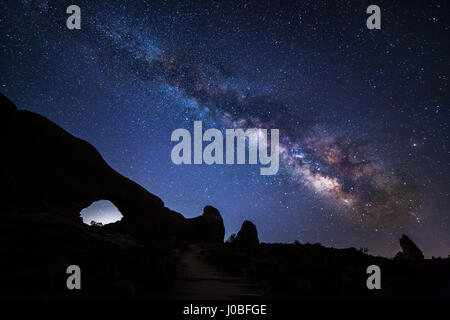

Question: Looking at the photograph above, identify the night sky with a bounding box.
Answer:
[1,0,449,257]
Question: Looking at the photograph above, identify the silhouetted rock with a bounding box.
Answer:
[200,206,225,242]
[395,234,424,260]
[0,93,223,243]
[203,205,223,223]
[235,220,259,247]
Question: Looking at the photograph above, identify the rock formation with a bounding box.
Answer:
[395,234,424,260]
[0,93,224,242]
[235,220,259,247]
[198,205,225,243]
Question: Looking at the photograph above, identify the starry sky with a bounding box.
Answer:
[1,0,449,257]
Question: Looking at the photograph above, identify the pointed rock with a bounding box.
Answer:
[235,220,259,247]
[395,234,424,260]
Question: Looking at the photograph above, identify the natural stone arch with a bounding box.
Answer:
[80,200,123,226]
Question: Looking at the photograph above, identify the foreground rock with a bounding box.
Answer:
[0,211,179,298]
[235,220,259,247]
[395,234,425,260]
[203,241,450,299]
[0,93,224,243]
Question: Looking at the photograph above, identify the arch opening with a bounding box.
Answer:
[80,200,123,226]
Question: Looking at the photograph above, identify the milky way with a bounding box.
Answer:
[1,0,449,257]
[106,43,425,228]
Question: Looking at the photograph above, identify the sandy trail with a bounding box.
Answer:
[175,244,260,299]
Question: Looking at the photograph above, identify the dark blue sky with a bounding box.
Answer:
[1,0,449,257]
